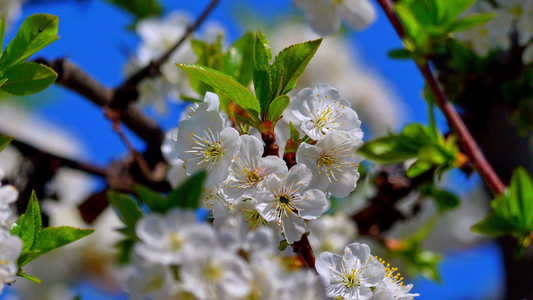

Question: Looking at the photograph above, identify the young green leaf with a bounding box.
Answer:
[223,31,254,86]
[166,171,206,210]
[108,190,143,227]
[509,167,533,229]
[270,38,322,97]
[388,49,416,59]
[447,12,496,33]
[289,122,300,143]
[267,95,290,122]
[177,64,261,114]
[253,30,273,113]
[133,184,167,213]
[19,226,94,266]
[0,15,5,51]
[0,14,59,69]
[0,62,57,96]
[104,0,162,20]
[406,159,433,177]
[433,189,460,212]
[0,135,13,152]
[16,191,41,254]
[17,272,41,283]
[189,38,224,96]
[471,213,519,236]
[357,135,421,163]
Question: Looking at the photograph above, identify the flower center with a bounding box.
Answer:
[318,154,335,167]
[203,262,223,281]
[169,232,183,251]
[312,105,334,133]
[279,195,290,205]
[205,143,223,159]
[344,270,361,288]
[245,210,269,230]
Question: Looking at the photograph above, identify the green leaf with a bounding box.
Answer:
[267,95,290,122]
[20,226,94,266]
[388,48,416,59]
[177,64,260,114]
[115,238,135,265]
[509,167,533,229]
[447,12,496,33]
[133,184,167,213]
[471,213,519,236]
[253,30,273,114]
[108,190,143,227]
[104,0,162,20]
[402,123,435,144]
[189,38,224,96]
[289,122,300,143]
[18,191,41,254]
[278,240,289,251]
[166,171,206,210]
[0,15,5,51]
[270,38,322,97]
[10,214,24,236]
[433,189,460,212]
[17,272,41,283]
[406,159,433,177]
[0,14,59,70]
[357,136,421,163]
[436,0,476,20]
[0,62,57,96]
[0,135,13,152]
[222,31,254,86]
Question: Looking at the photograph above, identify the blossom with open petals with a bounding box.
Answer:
[316,243,385,300]
[292,84,362,141]
[255,164,327,243]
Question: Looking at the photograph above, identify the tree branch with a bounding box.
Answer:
[376,0,506,196]
[112,0,221,110]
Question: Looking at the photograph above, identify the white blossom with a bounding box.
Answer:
[255,164,328,243]
[0,230,22,293]
[223,135,288,201]
[294,0,376,36]
[370,258,419,300]
[297,131,364,198]
[126,258,178,300]
[134,209,215,265]
[292,84,362,141]
[308,213,358,254]
[316,243,385,300]
[175,110,241,186]
[0,180,18,226]
[179,244,252,299]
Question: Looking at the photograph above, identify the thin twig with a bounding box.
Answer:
[376,0,506,195]
[112,0,221,109]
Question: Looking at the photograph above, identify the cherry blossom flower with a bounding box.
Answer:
[292,84,362,141]
[255,164,328,243]
[0,230,22,294]
[370,258,419,300]
[176,110,241,185]
[223,135,288,201]
[308,212,358,254]
[294,0,376,36]
[297,131,364,198]
[316,243,385,300]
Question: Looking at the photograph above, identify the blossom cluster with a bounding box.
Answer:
[0,172,22,294]
[457,0,533,64]
[151,83,419,299]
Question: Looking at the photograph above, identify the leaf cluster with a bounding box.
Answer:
[390,0,495,59]
[10,192,94,283]
[0,14,59,96]
[472,167,533,257]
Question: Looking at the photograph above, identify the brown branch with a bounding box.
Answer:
[112,0,221,110]
[376,0,506,196]
[292,234,317,272]
[3,134,106,178]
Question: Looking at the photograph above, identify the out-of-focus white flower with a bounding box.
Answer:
[287,269,329,300]
[255,164,328,243]
[126,258,178,300]
[0,180,18,226]
[294,0,376,36]
[175,110,241,186]
[0,0,25,29]
[125,12,197,113]
[308,213,358,254]
[0,230,22,293]
[223,135,287,201]
[292,84,362,141]
[179,244,252,299]
[134,209,215,265]
[316,243,385,300]
[297,131,364,198]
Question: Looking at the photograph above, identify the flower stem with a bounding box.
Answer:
[376,0,505,195]
[291,234,317,272]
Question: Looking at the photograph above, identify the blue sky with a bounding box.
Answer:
[1,0,504,299]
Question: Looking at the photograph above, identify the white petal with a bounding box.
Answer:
[282,213,306,243]
[341,0,377,30]
[293,189,327,219]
